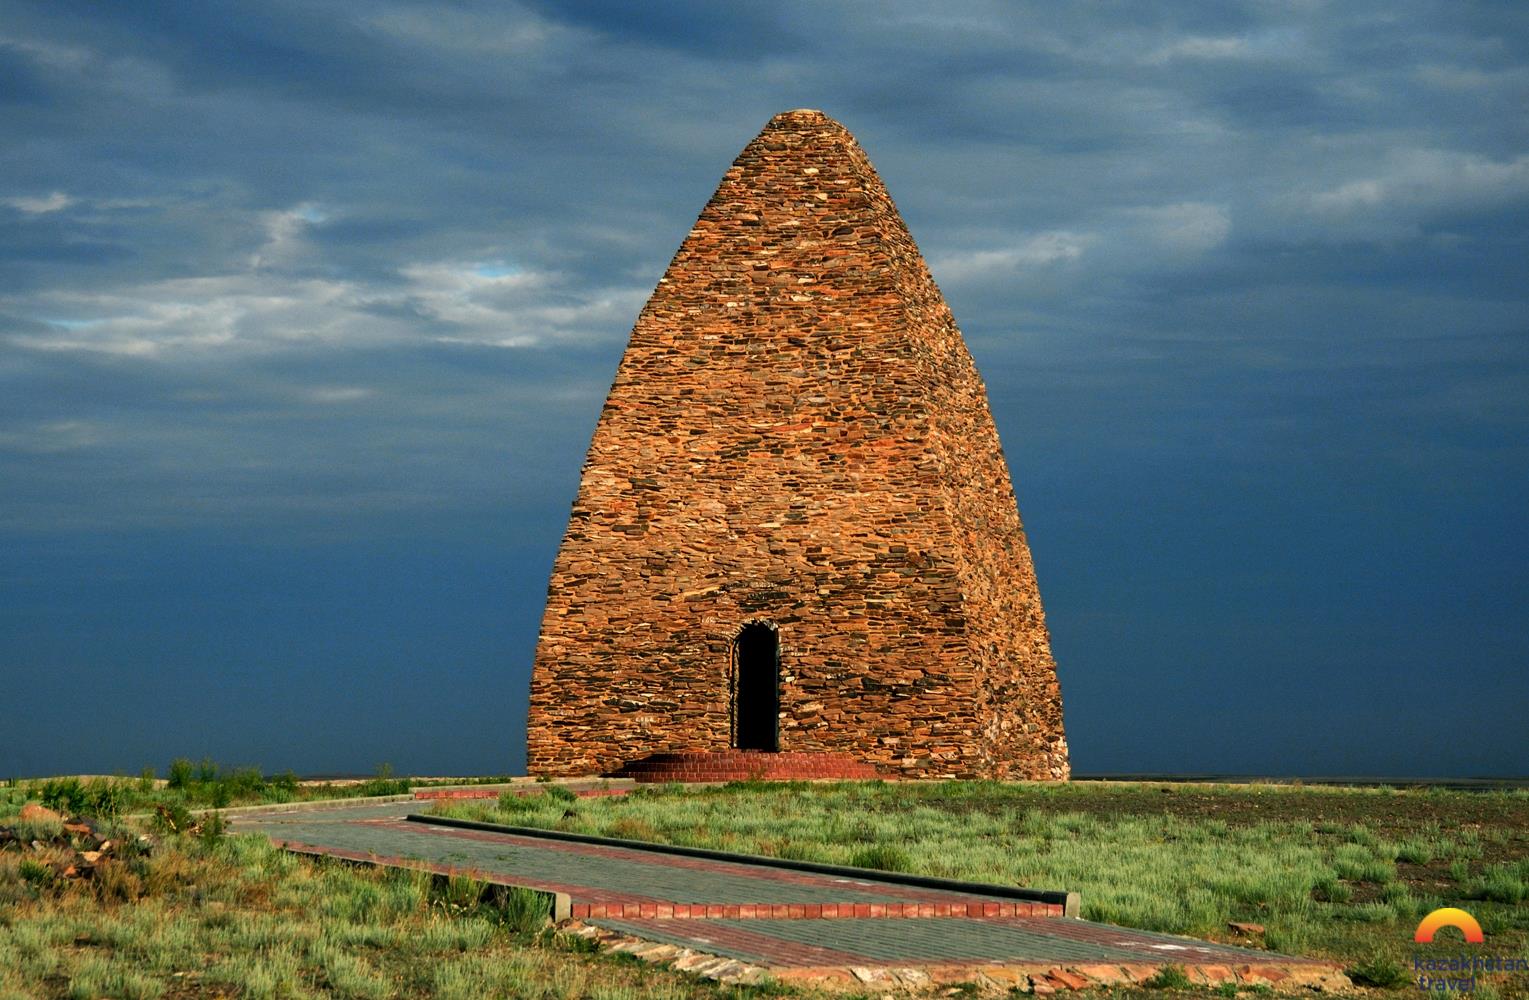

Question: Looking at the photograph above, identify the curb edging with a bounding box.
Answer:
[407,813,1080,917]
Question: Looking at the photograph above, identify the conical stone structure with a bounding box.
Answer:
[528,110,1068,780]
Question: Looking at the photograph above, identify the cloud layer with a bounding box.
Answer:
[2,1,1525,777]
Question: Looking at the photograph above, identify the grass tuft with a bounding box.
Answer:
[6,776,1528,997]
[1348,956,1412,988]
[848,844,913,872]
[1144,964,1193,989]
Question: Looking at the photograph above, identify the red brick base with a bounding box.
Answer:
[609,751,881,783]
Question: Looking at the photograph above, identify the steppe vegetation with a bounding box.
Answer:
[437,780,1529,996]
[4,759,513,817]
[0,781,783,1000]
[3,775,1526,998]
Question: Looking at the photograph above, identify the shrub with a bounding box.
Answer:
[355,764,409,798]
[1311,876,1351,903]
[496,791,542,814]
[34,777,88,815]
[18,857,54,888]
[84,778,129,817]
[1348,957,1410,989]
[198,811,227,847]
[1145,965,1192,989]
[1381,882,1423,915]
[354,776,409,797]
[167,758,194,789]
[554,929,600,953]
[493,886,552,936]
[433,873,484,915]
[1463,864,1528,904]
[1333,843,1394,883]
[152,801,194,836]
[94,859,144,903]
[12,812,65,842]
[222,767,266,800]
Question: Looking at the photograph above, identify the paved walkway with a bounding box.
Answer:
[231,801,1346,992]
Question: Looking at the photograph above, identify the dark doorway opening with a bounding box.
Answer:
[734,624,779,752]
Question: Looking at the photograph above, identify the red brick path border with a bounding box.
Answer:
[369,819,1066,919]
[569,900,1055,920]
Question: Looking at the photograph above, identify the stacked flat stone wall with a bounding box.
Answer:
[527,110,1068,779]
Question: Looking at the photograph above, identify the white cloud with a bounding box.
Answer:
[1141,29,1304,66]
[0,33,91,71]
[4,260,645,357]
[6,191,74,215]
[304,386,374,403]
[930,205,1228,290]
[250,203,327,269]
[362,5,557,55]
[10,275,357,356]
[1309,149,1529,215]
[0,420,103,454]
[1144,35,1249,64]
[1128,202,1231,253]
[392,260,647,348]
[1416,64,1529,92]
[932,231,1092,282]
[1,31,174,101]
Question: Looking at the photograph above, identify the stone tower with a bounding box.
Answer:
[527,110,1068,780]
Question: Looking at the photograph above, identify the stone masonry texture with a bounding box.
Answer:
[527,109,1068,780]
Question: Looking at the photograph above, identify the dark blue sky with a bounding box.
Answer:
[2,1,1525,779]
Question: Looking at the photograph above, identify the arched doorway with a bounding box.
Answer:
[733,623,779,751]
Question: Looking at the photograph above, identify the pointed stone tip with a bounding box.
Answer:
[769,108,838,126]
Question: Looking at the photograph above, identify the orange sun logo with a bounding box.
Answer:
[1414,908,1484,944]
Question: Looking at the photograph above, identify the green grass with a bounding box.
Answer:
[0,814,802,1000]
[1463,860,1529,904]
[433,782,1405,934]
[7,778,1527,998]
[1144,964,1193,989]
[436,780,1529,996]
[1346,955,1412,988]
[0,760,522,817]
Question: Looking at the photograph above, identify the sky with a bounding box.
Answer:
[2,1,1525,780]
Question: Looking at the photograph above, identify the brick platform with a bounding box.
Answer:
[232,802,1348,993]
[610,750,880,782]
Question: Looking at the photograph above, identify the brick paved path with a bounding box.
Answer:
[231,801,1344,989]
